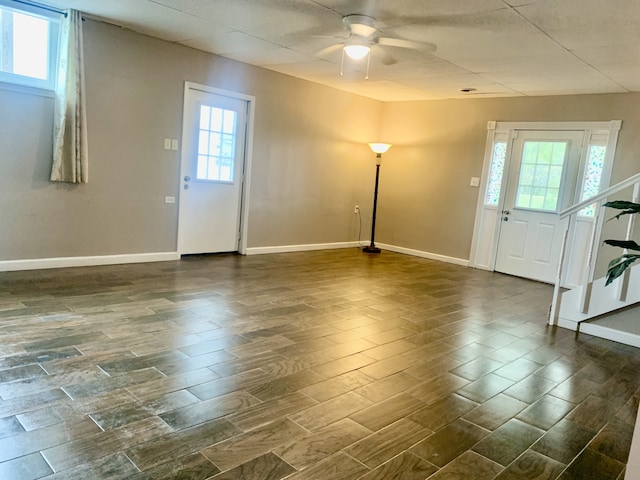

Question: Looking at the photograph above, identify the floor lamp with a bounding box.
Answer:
[363,143,392,254]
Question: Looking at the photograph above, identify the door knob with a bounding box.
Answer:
[184,176,191,182]
[502,210,510,215]
[503,216,509,221]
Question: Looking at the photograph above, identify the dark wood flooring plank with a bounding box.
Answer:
[494,450,565,480]
[187,369,273,401]
[357,451,437,480]
[126,418,240,471]
[472,419,545,466]
[410,419,489,468]
[463,393,529,430]
[300,370,373,402]
[281,452,369,480]
[209,452,295,480]
[427,451,503,480]
[0,452,53,479]
[129,452,220,480]
[288,391,372,432]
[345,418,431,469]
[201,418,307,471]
[0,417,100,463]
[275,418,372,470]
[0,415,25,438]
[227,391,317,431]
[42,416,173,472]
[559,448,625,480]
[516,394,576,431]
[349,392,425,431]
[160,390,260,431]
[36,452,139,480]
[410,393,478,432]
[247,369,326,402]
[532,419,598,464]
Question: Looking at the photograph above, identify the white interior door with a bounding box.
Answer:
[495,130,584,283]
[178,88,247,254]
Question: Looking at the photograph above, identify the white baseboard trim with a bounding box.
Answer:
[246,241,470,267]
[556,317,579,331]
[579,322,640,349]
[1,244,469,271]
[0,252,180,272]
[246,242,361,255]
[376,243,470,267]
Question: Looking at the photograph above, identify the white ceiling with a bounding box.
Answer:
[42,0,640,101]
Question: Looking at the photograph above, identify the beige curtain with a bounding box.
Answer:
[51,10,88,183]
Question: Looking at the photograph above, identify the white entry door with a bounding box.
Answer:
[495,130,584,283]
[178,87,247,254]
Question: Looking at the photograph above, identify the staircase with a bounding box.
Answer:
[550,172,640,347]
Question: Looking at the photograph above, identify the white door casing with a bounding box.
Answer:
[470,121,621,286]
[178,83,255,255]
[494,130,584,283]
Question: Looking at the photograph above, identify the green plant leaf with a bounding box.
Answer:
[602,200,640,286]
[603,239,640,251]
[605,254,640,286]
[608,255,625,268]
[603,200,640,221]
[603,200,640,211]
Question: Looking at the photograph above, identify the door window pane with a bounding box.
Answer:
[578,144,606,217]
[485,141,506,206]
[515,141,567,212]
[196,105,237,182]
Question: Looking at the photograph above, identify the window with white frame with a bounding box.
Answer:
[0,0,61,90]
[196,104,238,182]
[484,135,508,207]
[578,139,607,217]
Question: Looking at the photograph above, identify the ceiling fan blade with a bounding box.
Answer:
[317,43,345,58]
[376,37,436,52]
[371,45,397,65]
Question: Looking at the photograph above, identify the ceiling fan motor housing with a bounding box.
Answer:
[343,14,377,38]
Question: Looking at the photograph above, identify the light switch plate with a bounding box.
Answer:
[163,138,171,150]
[470,177,480,187]
[164,196,176,204]
[171,139,179,151]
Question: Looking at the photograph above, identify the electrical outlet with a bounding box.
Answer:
[354,205,360,214]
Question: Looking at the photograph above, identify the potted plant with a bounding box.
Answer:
[603,200,640,285]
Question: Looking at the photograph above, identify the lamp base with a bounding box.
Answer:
[362,245,381,254]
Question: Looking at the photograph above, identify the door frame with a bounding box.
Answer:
[177,82,256,255]
[470,120,621,280]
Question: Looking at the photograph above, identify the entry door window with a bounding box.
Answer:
[197,105,237,182]
[578,143,606,217]
[515,141,567,212]
[485,141,507,206]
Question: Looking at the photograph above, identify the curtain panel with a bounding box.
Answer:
[51,10,89,184]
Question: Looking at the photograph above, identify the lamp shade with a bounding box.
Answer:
[344,44,370,60]
[368,143,392,154]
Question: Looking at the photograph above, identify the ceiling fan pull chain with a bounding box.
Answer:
[365,50,370,80]
[340,49,345,77]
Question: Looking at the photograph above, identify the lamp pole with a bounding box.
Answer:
[363,143,391,254]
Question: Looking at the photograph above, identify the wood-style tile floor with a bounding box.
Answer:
[0,249,637,479]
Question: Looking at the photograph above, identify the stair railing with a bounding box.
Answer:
[549,171,640,325]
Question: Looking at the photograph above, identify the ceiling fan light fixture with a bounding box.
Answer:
[344,44,370,60]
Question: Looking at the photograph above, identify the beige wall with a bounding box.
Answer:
[2,18,640,264]
[379,94,640,261]
[0,20,382,261]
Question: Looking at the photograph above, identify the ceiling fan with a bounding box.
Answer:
[317,14,437,78]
